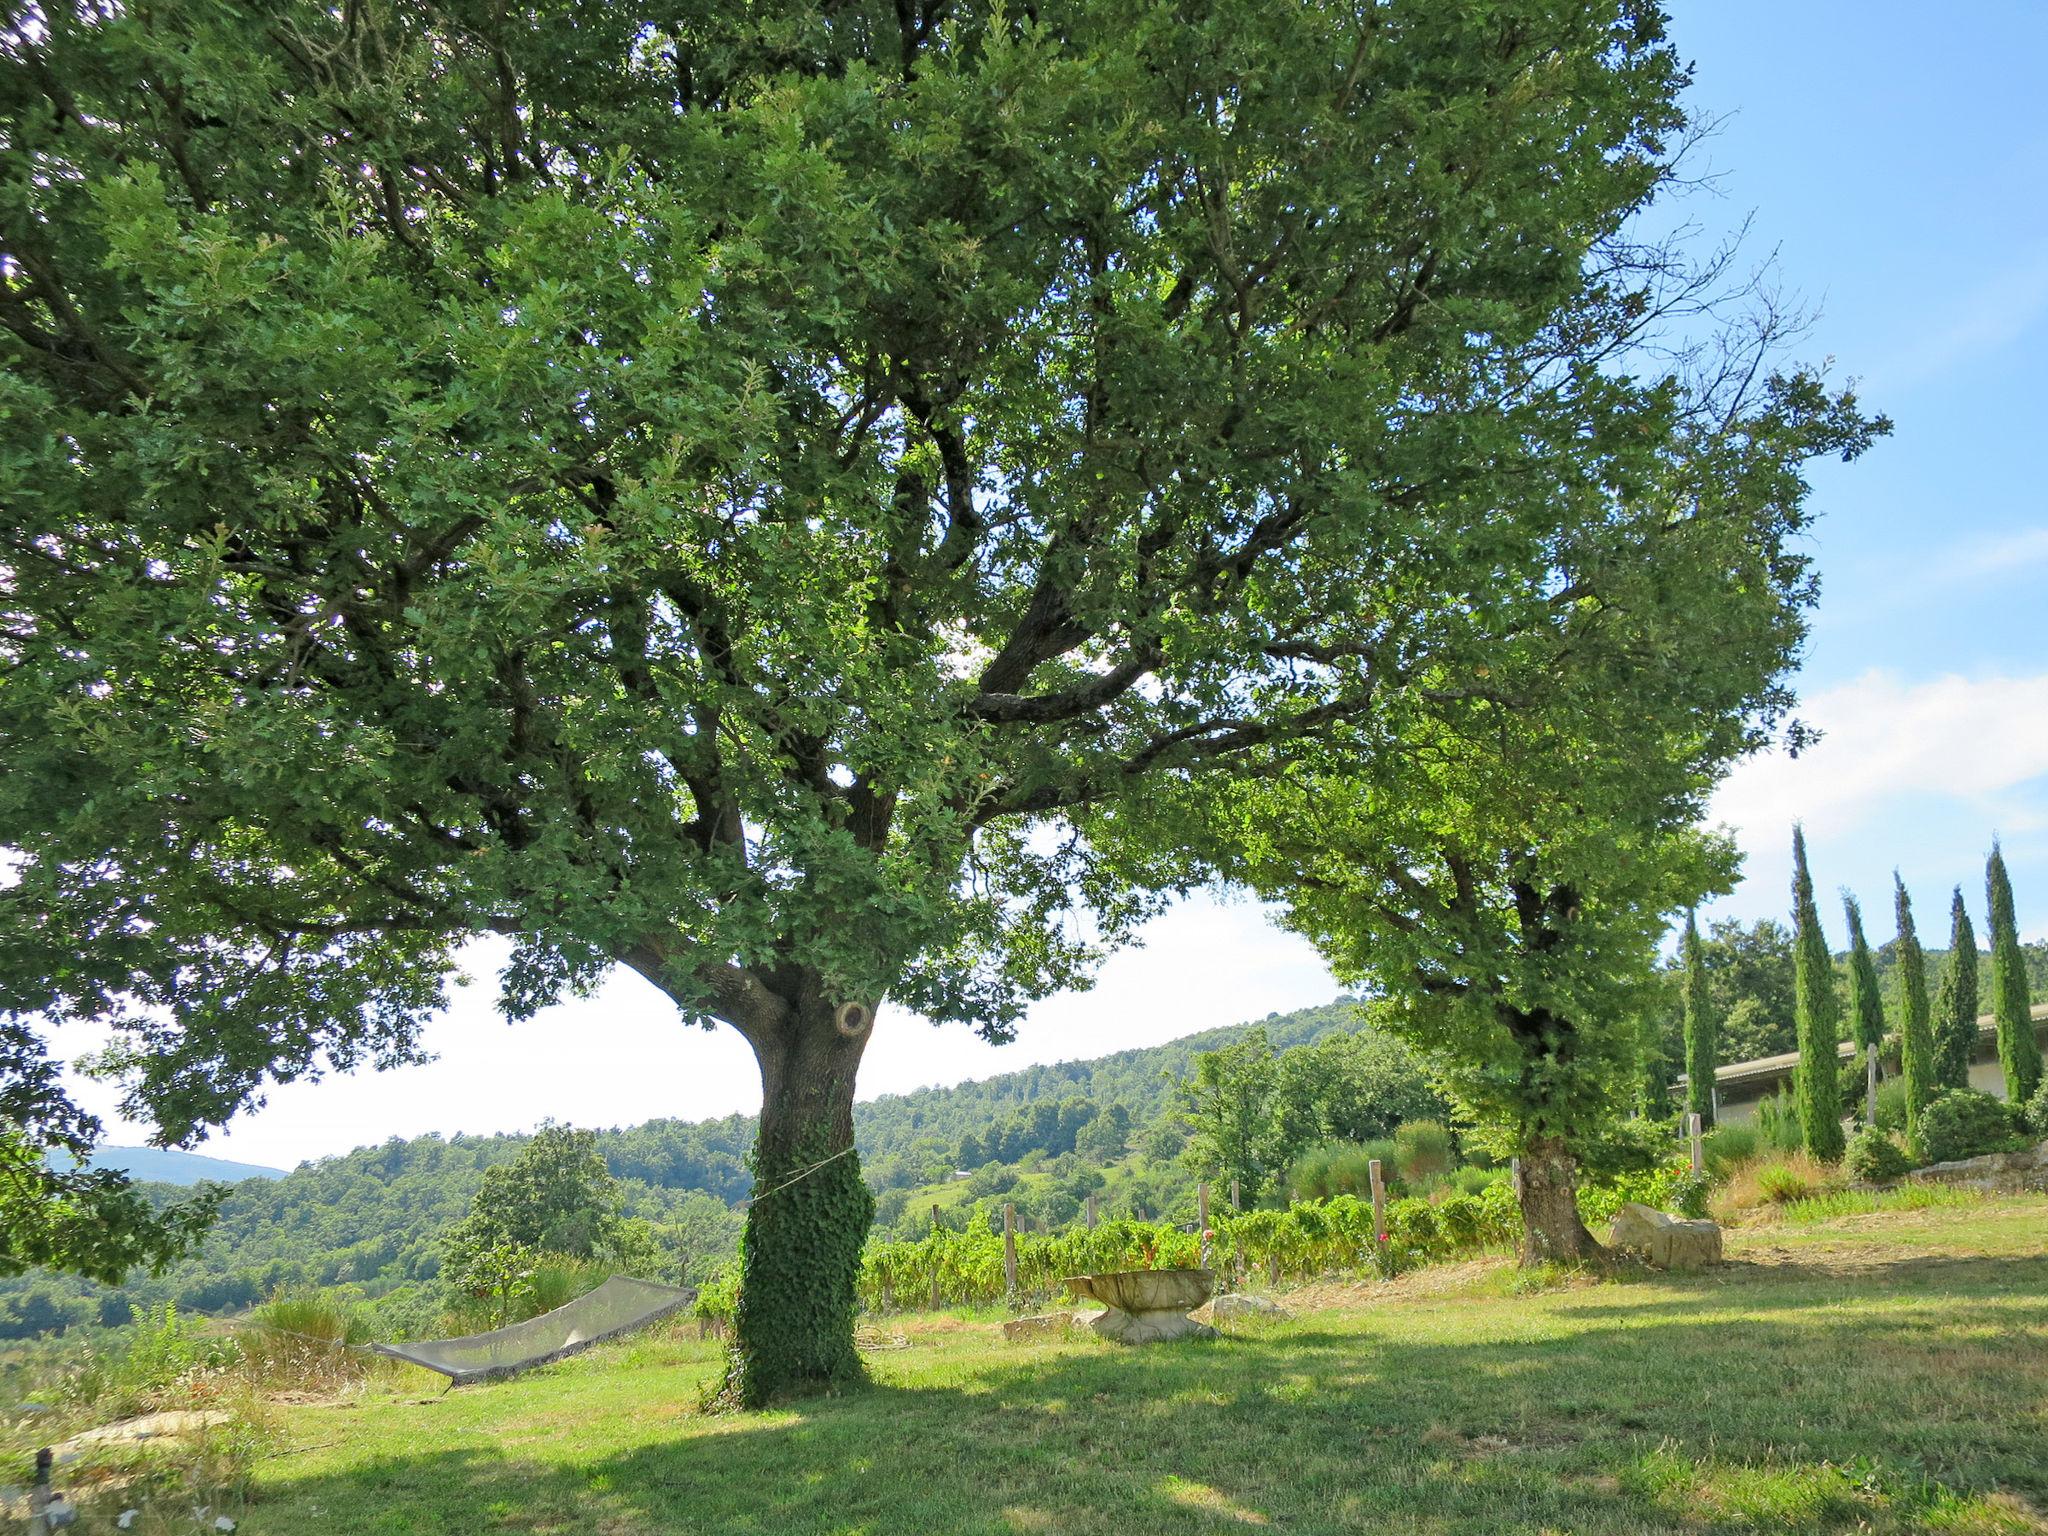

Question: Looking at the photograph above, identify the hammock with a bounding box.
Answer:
[373,1275,693,1385]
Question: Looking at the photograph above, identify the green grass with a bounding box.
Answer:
[1776,1182,1980,1225]
[207,1196,2048,1536]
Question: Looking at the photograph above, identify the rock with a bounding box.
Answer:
[1907,1140,2048,1195]
[53,1409,233,1464]
[1001,1313,1082,1342]
[1608,1202,1722,1271]
[1209,1293,1292,1324]
[1608,1203,1671,1249]
[118,1511,139,1531]
[1089,1307,1217,1344]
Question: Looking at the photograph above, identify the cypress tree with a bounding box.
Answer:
[1842,893,1887,1057]
[1892,875,1934,1152]
[1682,911,1717,1127]
[1933,888,1979,1091]
[1791,827,1846,1161]
[1986,842,2043,1103]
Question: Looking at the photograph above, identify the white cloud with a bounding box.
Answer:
[1706,668,2048,941]
[1928,526,2048,587]
[1712,669,2048,841]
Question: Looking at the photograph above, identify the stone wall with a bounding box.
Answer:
[1905,1140,2048,1195]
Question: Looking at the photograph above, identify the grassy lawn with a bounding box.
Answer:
[229,1196,2048,1536]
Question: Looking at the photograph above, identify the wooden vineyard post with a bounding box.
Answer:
[1368,1158,1387,1242]
[929,1204,943,1312]
[1688,1113,1704,1178]
[1085,1193,1098,1230]
[1866,1043,1880,1125]
[1197,1182,1211,1267]
[1002,1203,1019,1299]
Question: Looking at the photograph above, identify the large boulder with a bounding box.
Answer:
[1209,1293,1293,1325]
[1608,1202,1722,1271]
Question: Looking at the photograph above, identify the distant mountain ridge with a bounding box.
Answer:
[88,1146,287,1185]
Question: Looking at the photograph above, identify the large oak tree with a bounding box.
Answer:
[3,0,1863,1395]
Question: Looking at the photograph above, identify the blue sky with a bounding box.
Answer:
[79,1,2048,1169]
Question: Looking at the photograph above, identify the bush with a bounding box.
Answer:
[1393,1120,1453,1188]
[2024,1078,2048,1140]
[1285,1139,1397,1203]
[1843,1128,1911,1184]
[1578,1160,1710,1226]
[1445,1165,1504,1196]
[1917,1089,2030,1164]
[1872,1076,1909,1134]
[1754,1089,1804,1154]
[1701,1123,1758,1177]
[1756,1162,1819,1204]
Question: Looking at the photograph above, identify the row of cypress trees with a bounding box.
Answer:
[1680,833,2043,1163]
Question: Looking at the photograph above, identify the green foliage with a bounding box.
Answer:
[1576,1160,1711,1226]
[1270,1025,1448,1157]
[1393,1120,1454,1189]
[1843,1128,1911,1184]
[1916,1089,2030,1166]
[1791,829,1847,1162]
[1842,896,1888,1056]
[1681,912,1719,1125]
[0,0,1812,1360]
[442,1125,622,1294]
[0,1121,222,1285]
[1176,1029,1281,1201]
[726,1132,874,1408]
[1872,1077,1910,1135]
[1756,1163,1820,1204]
[2026,1079,2048,1140]
[1700,1123,1759,1176]
[1891,876,1935,1149]
[1284,1140,1397,1204]
[1933,891,1981,1091]
[445,1239,541,1327]
[1986,845,2044,1103]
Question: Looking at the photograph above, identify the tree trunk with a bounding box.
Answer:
[723,992,875,1408]
[1515,1135,1602,1265]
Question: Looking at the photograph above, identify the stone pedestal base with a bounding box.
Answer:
[1088,1307,1217,1344]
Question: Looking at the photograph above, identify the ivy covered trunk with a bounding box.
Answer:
[1515,1135,1601,1265]
[725,995,875,1408]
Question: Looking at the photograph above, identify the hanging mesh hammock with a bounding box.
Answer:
[372,1276,693,1384]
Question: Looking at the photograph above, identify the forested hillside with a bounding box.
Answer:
[0,999,1366,1338]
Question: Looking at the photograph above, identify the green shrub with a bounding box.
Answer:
[2024,1078,2048,1140]
[1755,1162,1818,1204]
[1872,1076,1910,1134]
[1843,1128,1911,1184]
[1701,1123,1758,1176]
[1285,1139,1397,1203]
[1446,1165,1504,1196]
[1579,1160,1710,1226]
[1754,1088,1804,1154]
[1393,1120,1454,1188]
[1917,1088,2030,1164]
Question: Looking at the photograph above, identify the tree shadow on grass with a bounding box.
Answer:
[251,1283,2048,1536]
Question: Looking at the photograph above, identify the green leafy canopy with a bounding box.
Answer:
[4,0,1877,1284]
